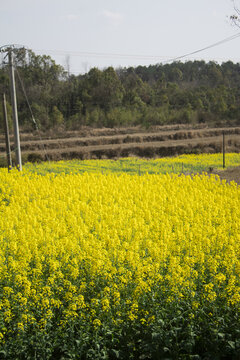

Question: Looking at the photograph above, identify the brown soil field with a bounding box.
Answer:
[212,166,240,185]
[1,124,240,163]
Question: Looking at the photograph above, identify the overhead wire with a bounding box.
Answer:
[1,31,240,164]
[162,32,240,64]
[0,56,19,164]
[33,48,170,61]
[15,67,50,162]
[32,31,240,73]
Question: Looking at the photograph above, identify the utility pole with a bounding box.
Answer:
[2,93,12,171]
[222,131,225,169]
[8,49,22,170]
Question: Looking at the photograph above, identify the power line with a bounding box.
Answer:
[15,68,50,162]
[33,48,170,61]
[32,32,240,65]
[59,54,240,75]
[163,32,240,64]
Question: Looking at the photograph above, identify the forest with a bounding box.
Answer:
[1,48,240,131]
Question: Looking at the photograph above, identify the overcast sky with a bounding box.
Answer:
[1,0,240,74]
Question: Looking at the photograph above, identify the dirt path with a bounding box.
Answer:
[213,166,240,185]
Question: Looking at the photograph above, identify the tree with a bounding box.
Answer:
[14,49,66,128]
[168,67,183,83]
[81,67,124,111]
[230,0,240,27]
[1,46,240,131]
[50,106,64,127]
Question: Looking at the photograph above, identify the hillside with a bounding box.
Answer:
[1,51,240,132]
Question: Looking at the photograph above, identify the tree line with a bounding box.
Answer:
[1,48,240,131]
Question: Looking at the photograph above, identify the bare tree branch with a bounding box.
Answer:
[231,0,240,27]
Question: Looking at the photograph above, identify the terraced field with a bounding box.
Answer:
[1,125,240,163]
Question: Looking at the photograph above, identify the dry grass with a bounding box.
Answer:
[1,125,240,163]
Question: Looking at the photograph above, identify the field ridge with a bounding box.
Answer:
[1,125,240,162]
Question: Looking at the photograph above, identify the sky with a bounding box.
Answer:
[1,0,240,75]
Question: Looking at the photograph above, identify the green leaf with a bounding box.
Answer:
[111,349,120,358]
[227,341,235,349]
[152,332,161,340]
[157,319,165,326]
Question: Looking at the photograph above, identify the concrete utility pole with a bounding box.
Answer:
[2,93,12,171]
[8,50,22,170]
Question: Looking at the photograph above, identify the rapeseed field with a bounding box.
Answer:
[24,152,240,175]
[0,156,240,358]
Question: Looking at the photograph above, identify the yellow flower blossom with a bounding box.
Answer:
[0,158,240,340]
[93,319,101,328]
